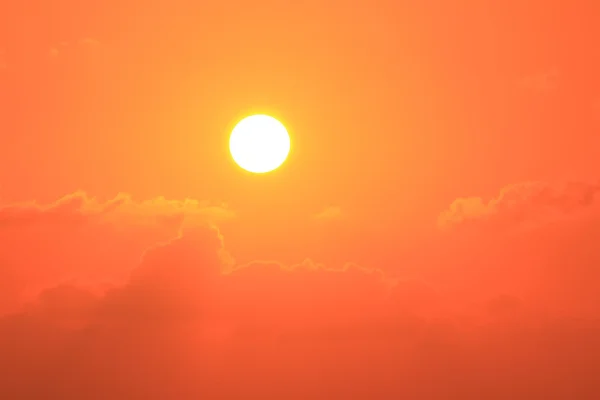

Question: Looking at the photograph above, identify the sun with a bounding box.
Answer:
[229,114,291,174]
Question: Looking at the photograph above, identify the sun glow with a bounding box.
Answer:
[229,114,291,174]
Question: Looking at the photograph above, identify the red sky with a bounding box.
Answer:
[1,1,600,398]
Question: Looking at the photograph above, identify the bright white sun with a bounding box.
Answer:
[229,114,291,174]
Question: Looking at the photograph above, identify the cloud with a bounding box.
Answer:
[314,205,343,220]
[1,183,600,398]
[0,191,233,314]
[0,191,233,228]
[434,180,600,318]
[438,180,600,231]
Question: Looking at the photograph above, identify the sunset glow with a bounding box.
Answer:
[1,1,600,398]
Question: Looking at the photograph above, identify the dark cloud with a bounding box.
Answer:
[432,180,600,320]
[0,192,232,314]
[1,183,600,398]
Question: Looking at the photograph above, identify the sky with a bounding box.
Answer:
[1,0,600,398]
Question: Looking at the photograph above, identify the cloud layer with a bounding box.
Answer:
[1,183,599,399]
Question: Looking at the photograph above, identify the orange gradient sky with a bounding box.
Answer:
[1,1,600,398]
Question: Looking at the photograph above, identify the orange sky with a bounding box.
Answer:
[1,1,600,398]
